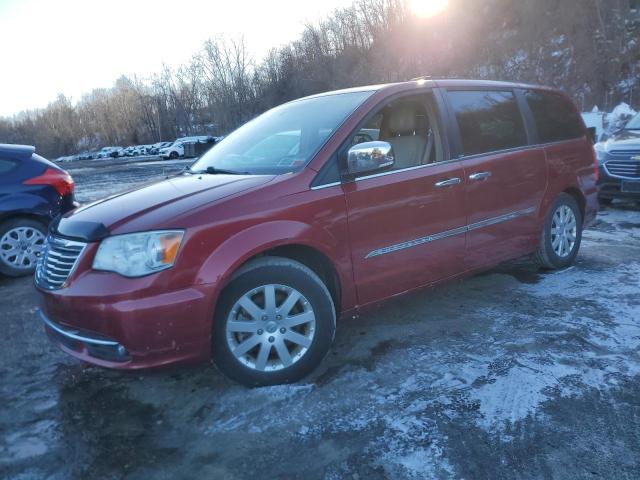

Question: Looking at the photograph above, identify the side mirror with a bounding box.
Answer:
[345,141,395,177]
[587,127,597,144]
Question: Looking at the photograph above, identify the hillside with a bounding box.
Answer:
[1,0,639,157]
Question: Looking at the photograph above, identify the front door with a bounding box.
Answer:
[344,93,467,306]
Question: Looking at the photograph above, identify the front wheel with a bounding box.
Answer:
[535,193,583,270]
[212,257,336,386]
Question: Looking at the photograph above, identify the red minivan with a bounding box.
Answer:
[36,80,598,386]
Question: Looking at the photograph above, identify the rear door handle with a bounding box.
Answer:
[469,171,492,181]
[435,177,462,188]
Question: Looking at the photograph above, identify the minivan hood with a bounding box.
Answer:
[604,129,640,152]
[56,174,274,241]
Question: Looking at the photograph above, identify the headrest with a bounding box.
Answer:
[388,105,417,135]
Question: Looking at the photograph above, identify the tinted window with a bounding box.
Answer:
[0,158,17,175]
[525,90,583,143]
[449,90,527,156]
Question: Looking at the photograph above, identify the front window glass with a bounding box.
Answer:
[191,91,372,175]
[626,113,640,130]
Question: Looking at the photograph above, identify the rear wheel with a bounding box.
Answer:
[535,193,582,270]
[0,218,47,277]
[212,257,336,386]
[169,151,179,159]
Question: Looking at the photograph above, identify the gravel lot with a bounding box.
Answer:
[1,157,640,479]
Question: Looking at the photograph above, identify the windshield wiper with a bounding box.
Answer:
[191,166,249,175]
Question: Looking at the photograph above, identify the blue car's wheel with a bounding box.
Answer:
[0,218,47,277]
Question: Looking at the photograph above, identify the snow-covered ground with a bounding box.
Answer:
[1,163,639,479]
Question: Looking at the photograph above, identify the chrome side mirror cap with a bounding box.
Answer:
[346,141,395,177]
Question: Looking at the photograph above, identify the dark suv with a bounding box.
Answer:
[596,112,640,203]
[0,144,76,276]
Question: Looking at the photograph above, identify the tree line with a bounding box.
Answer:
[1,0,638,158]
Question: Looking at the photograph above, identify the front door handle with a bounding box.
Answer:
[434,177,462,188]
[469,171,492,181]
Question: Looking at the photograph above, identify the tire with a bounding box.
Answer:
[534,193,583,270]
[212,256,336,386]
[169,151,179,159]
[599,197,613,206]
[0,218,47,277]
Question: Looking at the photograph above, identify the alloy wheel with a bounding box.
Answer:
[225,284,316,372]
[550,205,577,258]
[0,226,46,270]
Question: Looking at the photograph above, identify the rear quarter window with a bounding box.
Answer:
[525,90,584,143]
[448,90,527,156]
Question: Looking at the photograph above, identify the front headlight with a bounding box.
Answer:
[594,143,608,164]
[93,230,184,277]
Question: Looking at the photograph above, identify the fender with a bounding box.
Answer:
[194,219,355,311]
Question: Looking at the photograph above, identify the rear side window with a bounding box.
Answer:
[448,90,527,156]
[525,90,583,143]
[0,158,18,175]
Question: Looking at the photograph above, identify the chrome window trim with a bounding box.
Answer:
[310,181,341,191]
[365,207,536,259]
[309,158,464,189]
[355,158,462,182]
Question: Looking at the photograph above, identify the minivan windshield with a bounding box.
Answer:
[625,113,640,130]
[190,91,372,175]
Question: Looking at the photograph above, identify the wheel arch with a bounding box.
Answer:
[196,220,353,323]
[231,244,342,315]
[538,183,586,225]
[562,186,586,220]
[0,212,50,229]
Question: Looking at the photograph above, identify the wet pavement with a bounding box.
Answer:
[1,158,640,479]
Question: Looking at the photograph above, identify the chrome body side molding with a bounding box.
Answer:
[365,207,536,259]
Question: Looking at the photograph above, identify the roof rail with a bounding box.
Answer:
[0,144,35,161]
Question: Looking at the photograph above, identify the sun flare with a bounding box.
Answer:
[408,0,449,18]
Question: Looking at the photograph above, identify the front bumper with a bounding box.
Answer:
[38,279,216,369]
[598,164,640,200]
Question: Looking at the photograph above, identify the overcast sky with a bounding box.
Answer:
[0,0,353,117]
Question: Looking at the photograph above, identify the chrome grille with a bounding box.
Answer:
[605,160,640,179]
[609,149,640,158]
[35,236,86,290]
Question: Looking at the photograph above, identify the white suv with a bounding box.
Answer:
[159,137,211,159]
